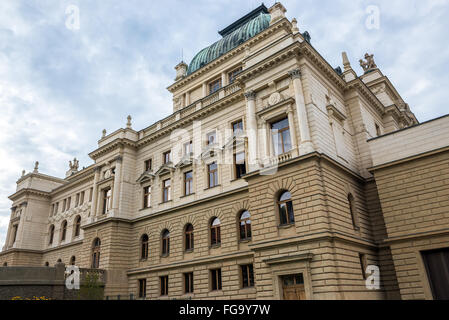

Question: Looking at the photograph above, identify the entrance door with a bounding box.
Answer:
[422,248,449,300]
[281,274,306,300]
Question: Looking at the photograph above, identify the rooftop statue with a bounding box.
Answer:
[359,53,377,73]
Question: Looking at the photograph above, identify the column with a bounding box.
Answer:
[185,91,191,107]
[91,167,101,219]
[111,156,123,217]
[286,105,299,157]
[289,69,314,155]
[245,91,259,171]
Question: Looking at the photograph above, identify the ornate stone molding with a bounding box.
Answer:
[288,68,302,79]
[244,91,256,101]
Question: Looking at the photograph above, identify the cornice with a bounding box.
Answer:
[346,78,386,116]
[89,138,137,161]
[8,188,51,201]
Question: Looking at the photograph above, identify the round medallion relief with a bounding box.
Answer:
[268,92,281,106]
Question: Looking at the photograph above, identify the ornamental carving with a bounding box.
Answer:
[268,92,281,106]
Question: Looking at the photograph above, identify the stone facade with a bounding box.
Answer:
[2,3,447,300]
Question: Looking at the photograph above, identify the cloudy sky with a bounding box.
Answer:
[0,0,448,246]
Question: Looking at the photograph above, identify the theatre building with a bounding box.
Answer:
[1,3,449,300]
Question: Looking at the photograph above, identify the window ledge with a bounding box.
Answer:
[209,244,221,249]
[160,254,170,258]
[278,223,295,229]
[159,200,173,205]
[204,185,221,191]
[180,193,195,199]
[239,239,252,244]
[184,249,194,254]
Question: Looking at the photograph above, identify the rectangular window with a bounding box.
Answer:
[163,151,171,164]
[210,269,222,291]
[62,199,67,212]
[208,162,218,188]
[54,203,59,215]
[228,67,242,84]
[51,204,55,216]
[184,272,194,294]
[144,159,152,172]
[89,188,93,202]
[12,225,18,244]
[102,188,111,214]
[163,179,171,203]
[184,141,193,156]
[75,193,80,207]
[138,279,147,298]
[209,78,222,94]
[80,191,85,205]
[67,197,71,210]
[206,131,216,145]
[241,264,255,288]
[160,276,169,296]
[232,120,243,136]
[143,186,151,208]
[184,171,193,196]
[271,118,292,156]
[234,151,246,179]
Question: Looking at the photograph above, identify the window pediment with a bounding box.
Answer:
[136,171,155,184]
[154,164,175,177]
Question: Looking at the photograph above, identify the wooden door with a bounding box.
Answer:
[282,274,306,300]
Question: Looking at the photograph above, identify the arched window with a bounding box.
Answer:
[141,234,149,260]
[49,225,55,245]
[161,230,170,256]
[74,216,81,238]
[348,193,359,230]
[3,262,7,267]
[92,238,101,269]
[45,262,49,267]
[278,191,295,225]
[70,256,76,266]
[61,220,67,241]
[239,211,252,241]
[210,217,221,246]
[57,258,62,263]
[185,224,194,251]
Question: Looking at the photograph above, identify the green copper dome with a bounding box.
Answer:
[187,12,271,75]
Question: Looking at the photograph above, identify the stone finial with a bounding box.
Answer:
[269,2,287,25]
[21,170,26,177]
[359,53,378,74]
[291,18,299,33]
[175,61,188,81]
[33,161,39,173]
[127,115,132,129]
[342,52,352,71]
[102,129,107,138]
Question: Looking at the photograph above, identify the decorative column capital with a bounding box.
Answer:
[288,69,302,79]
[244,91,256,101]
[115,155,123,163]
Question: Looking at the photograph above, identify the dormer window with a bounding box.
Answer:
[209,78,222,94]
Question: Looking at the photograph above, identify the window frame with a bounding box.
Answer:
[241,264,255,288]
[184,224,194,252]
[144,158,152,172]
[163,151,171,164]
[184,171,193,196]
[208,162,218,188]
[234,151,246,180]
[60,220,67,242]
[74,216,81,238]
[143,186,151,208]
[161,229,170,256]
[140,234,149,261]
[271,118,292,156]
[228,67,242,84]
[278,191,295,226]
[162,179,171,203]
[210,268,222,291]
[184,272,194,294]
[239,211,252,241]
[208,78,222,94]
[138,278,147,298]
[160,275,169,296]
[210,217,221,246]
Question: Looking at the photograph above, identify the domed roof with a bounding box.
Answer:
[187,12,271,75]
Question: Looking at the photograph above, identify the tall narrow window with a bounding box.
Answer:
[55,202,59,214]
[232,120,244,136]
[141,234,149,260]
[241,264,255,288]
[49,225,55,245]
[143,186,151,208]
[234,151,246,179]
[228,67,242,84]
[163,179,171,203]
[184,171,193,196]
[67,197,71,210]
[184,272,194,294]
[144,159,152,172]
[184,141,193,156]
[70,256,76,266]
[163,151,171,164]
[11,225,18,244]
[80,191,85,205]
[75,193,80,207]
[348,194,359,230]
[139,279,147,298]
[210,269,222,291]
[161,230,170,256]
[160,276,169,296]
[102,188,112,214]
[209,78,222,94]
[239,211,252,241]
[208,162,218,188]
[62,199,67,212]
[61,220,67,241]
[74,216,81,238]
[278,191,295,225]
[91,238,101,269]
[271,118,292,156]
[185,224,194,251]
[89,188,93,202]
[210,217,221,246]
